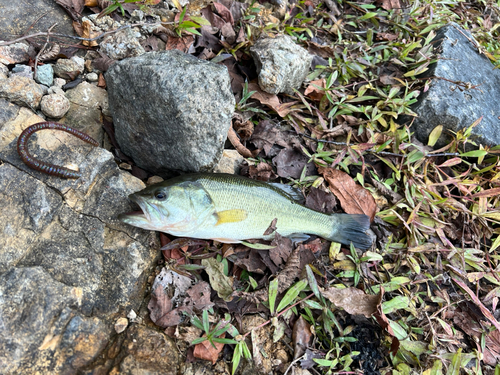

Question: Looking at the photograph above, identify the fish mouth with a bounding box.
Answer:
[118,195,151,224]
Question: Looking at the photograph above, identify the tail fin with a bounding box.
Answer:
[330,214,372,250]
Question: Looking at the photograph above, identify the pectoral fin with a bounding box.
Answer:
[215,209,248,225]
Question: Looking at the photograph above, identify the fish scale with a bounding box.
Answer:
[194,175,334,241]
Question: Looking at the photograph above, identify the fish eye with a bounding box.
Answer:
[154,190,167,201]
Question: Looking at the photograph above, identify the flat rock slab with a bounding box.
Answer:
[409,23,500,147]
[0,102,168,373]
[0,0,76,41]
[106,50,235,177]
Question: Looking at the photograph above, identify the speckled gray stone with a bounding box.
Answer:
[106,50,235,176]
[406,23,500,147]
[251,35,313,95]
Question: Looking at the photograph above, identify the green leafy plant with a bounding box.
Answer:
[190,310,239,348]
[99,0,154,17]
[174,6,211,36]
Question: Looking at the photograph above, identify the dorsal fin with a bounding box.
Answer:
[268,183,305,204]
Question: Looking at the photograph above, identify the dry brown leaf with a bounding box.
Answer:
[248,83,294,118]
[377,0,401,10]
[248,162,277,181]
[97,73,106,88]
[213,2,234,25]
[320,286,379,318]
[82,19,99,47]
[55,0,85,20]
[292,315,313,360]
[165,35,194,53]
[319,167,377,221]
[193,334,225,364]
[148,284,183,328]
[372,288,399,354]
[233,246,301,304]
[304,79,326,101]
[183,281,214,312]
[269,232,292,267]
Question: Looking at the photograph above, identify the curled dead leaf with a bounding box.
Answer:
[248,83,295,118]
[319,286,380,318]
[193,334,225,364]
[292,315,313,360]
[82,20,99,47]
[319,167,377,221]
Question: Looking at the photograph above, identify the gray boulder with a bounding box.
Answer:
[106,50,235,176]
[251,34,313,95]
[408,23,500,147]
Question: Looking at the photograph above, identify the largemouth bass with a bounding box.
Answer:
[119,173,372,249]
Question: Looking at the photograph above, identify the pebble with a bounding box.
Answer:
[147,176,164,185]
[35,64,54,87]
[214,149,244,174]
[40,93,71,118]
[87,72,99,82]
[53,56,85,80]
[100,27,145,60]
[10,64,33,79]
[114,317,129,334]
[52,78,67,88]
[0,75,44,108]
[48,86,65,96]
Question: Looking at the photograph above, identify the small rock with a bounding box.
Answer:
[114,317,129,334]
[0,42,29,65]
[40,93,71,118]
[147,176,164,185]
[10,64,33,79]
[100,28,145,60]
[251,35,313,94]
[127,309,142,324]
[53,56,85,80]
[214,150,244,174]
[48,86,65,96]
[119,162,133,170]
[35,64,54,87]
[53,77,67,88]
[87,72,99,82]
[0,75,44,109]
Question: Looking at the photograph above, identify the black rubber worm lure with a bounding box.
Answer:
[17,122,99,179]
